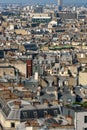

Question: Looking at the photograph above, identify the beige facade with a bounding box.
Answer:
[0,111,20,129]
[79,72,87,85]
[14,29,28,35]
[68,77,77,88]
[75,111,87,130]
[12,62,26,77]
[0,61,26,77]
[30,13,49,17]
[0,67,15,77]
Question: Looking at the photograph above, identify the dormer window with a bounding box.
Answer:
[11,122,15,128]
[33,111,38,118]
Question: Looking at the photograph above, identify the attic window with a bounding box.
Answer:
[22,111,28,118]
[54,110,57,117]
[84,128,87,130]
[3,72,6,75]
[68,98,72,103]
[33,111,37,118]
[11,122,15,128]
[44,111,48,117]
[68,110,70,117]
[84,116,87,123]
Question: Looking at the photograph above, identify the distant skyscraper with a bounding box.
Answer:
[34,5,43,13]
[58,0,62,11]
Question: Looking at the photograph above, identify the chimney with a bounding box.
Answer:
[26,59,32,78]
[66,116,73,125]
[44,99,49,106]
[54,87,58,100]
[37,86,41,97]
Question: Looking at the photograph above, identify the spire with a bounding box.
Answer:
[58,0,62,11]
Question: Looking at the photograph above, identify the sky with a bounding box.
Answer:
[0,0,87,5]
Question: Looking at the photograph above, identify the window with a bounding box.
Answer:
[44,111,48,117]
[10,71,13,74]
[3,72,6,75]
[33,111,37,118]
[46,60,48,64]
[84,128,87,130]
[68,98,72,103]
[84,116,87,123]
[54,110,57,117]
[68,110,70,117]
[11,123,15,128]
[22,111,28,118]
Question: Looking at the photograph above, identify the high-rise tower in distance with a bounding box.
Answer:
[58,0,62,11]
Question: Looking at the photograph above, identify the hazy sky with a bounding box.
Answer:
[0,0,87,4]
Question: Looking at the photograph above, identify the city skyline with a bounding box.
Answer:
[0,0,87,5]
[0,0,87,129]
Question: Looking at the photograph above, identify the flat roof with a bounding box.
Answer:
[32,16,51,19]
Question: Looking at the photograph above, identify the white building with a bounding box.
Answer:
[63,106,87,130]
[75,111,87,130]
